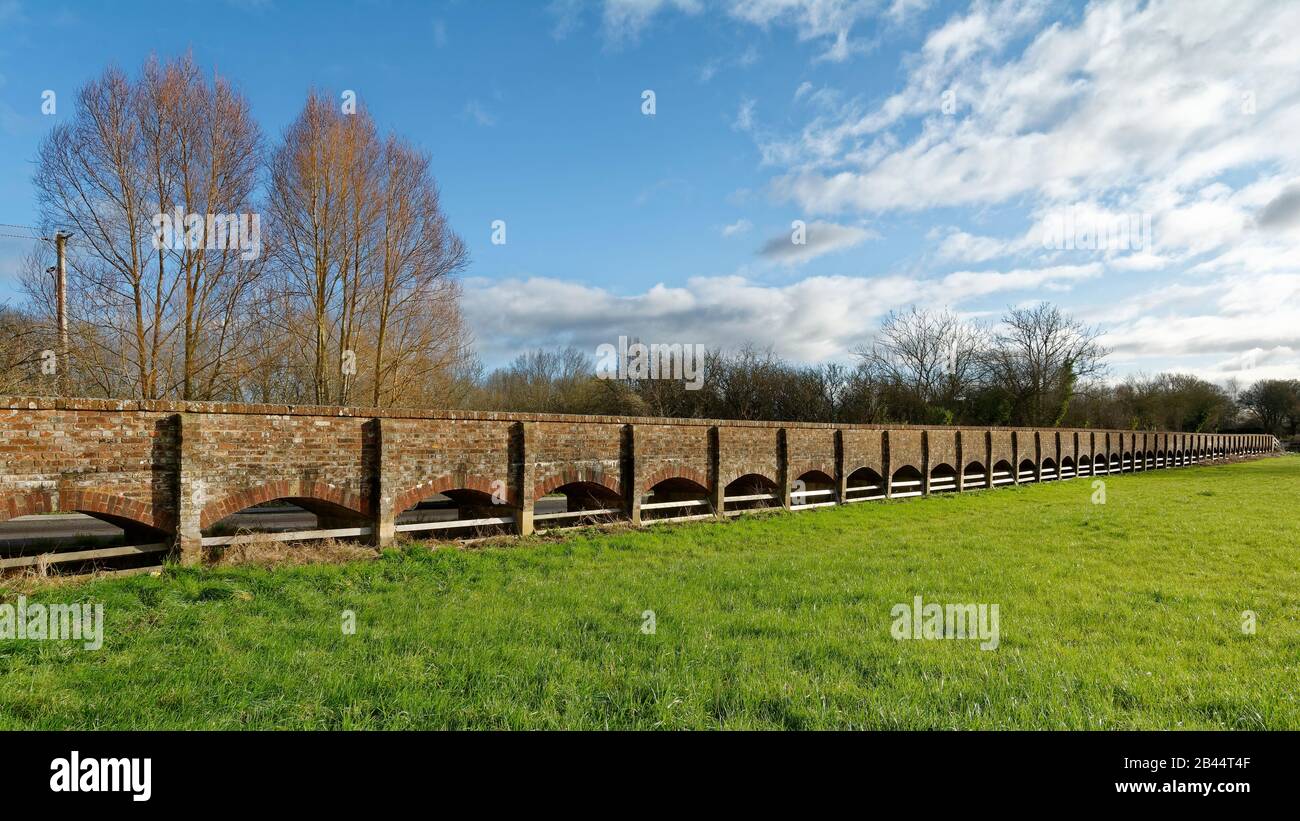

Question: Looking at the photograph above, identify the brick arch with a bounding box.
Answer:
[0,489,160,530]
[721,468,777,489]
[789,464,836,483]
[644,466,710,492]
[533,470,622,502]
[200,480,369,530]
[845,463,886,481]
[393,474,500,517]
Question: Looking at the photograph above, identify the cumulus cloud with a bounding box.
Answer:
[462,262,1102,365]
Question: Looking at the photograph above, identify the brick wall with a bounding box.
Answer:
[0,396,1265,566]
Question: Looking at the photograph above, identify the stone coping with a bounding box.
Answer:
[0,395,1207,436]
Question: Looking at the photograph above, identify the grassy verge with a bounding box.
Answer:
[1,457,1296,729]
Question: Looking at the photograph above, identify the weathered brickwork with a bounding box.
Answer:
[0,396,1270,566]
[990,430,1015,470]
[843,430,885,477]
[926,430,959,472]
[381,417,512,515]
[785,427,837,483]
[532,421,624,501]
[717,424,781,489]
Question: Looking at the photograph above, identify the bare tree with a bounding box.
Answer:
[266,92,471,407]
[31,53,262,400]
[984,302,1108,426]
[367,136,469,406]
[853,306,987,421]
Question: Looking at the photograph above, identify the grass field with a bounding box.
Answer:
[1,456,1297,730]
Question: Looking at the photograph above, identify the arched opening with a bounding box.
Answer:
[1093,454,1108,475]
[532,480,624,531]
[644,476,712,522]
[204,497,367,537]
[1017,459,1038,483]
[1040,457,1058,481]
[1109,453,1121,473]
[391,488,515,540]
[1060,456,1076,480]
[889,465,924,498]
[991,459,1015,486]
[844,467,885,502]
[929,463,958,493]
[0,497,169,576]
[723,473,779,514]
[1122,451,1133,471]
[962,460,988,489]
[1156,449,1166,468]
[1145,449,1156,469]
[791,470,837,509]
[200,495,377,560]
[1076,454,1092,476]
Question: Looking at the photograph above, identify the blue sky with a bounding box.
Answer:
[2,0,1298,382]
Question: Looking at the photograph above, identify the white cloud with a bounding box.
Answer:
[726,0,884,62]
[463,262,1102,365]
[758,0,1300,228]
[733,97,756,131]
[885,0,930,25]
[721,218,753,237]
[602,0,703,46]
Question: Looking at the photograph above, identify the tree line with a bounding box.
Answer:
[461,303,1295,436]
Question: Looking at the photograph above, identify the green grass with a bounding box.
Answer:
[2,457,1297,730]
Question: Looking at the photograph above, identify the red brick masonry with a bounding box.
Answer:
[0,397,1274,565]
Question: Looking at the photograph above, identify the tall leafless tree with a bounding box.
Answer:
[31,53,261,400]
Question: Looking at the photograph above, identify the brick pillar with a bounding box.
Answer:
[373,419,397,548]
[834,429,846,504]
[983,430,993,489]
[626,424,643,526]
[883,430,894,497]
[921,430,932,495]
[708,426,725,518]
[1011,431,1022,485]
[514,421,536,536]
[1034,432,1043,482]
[777,428,792,509]
[175,412,204,567]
